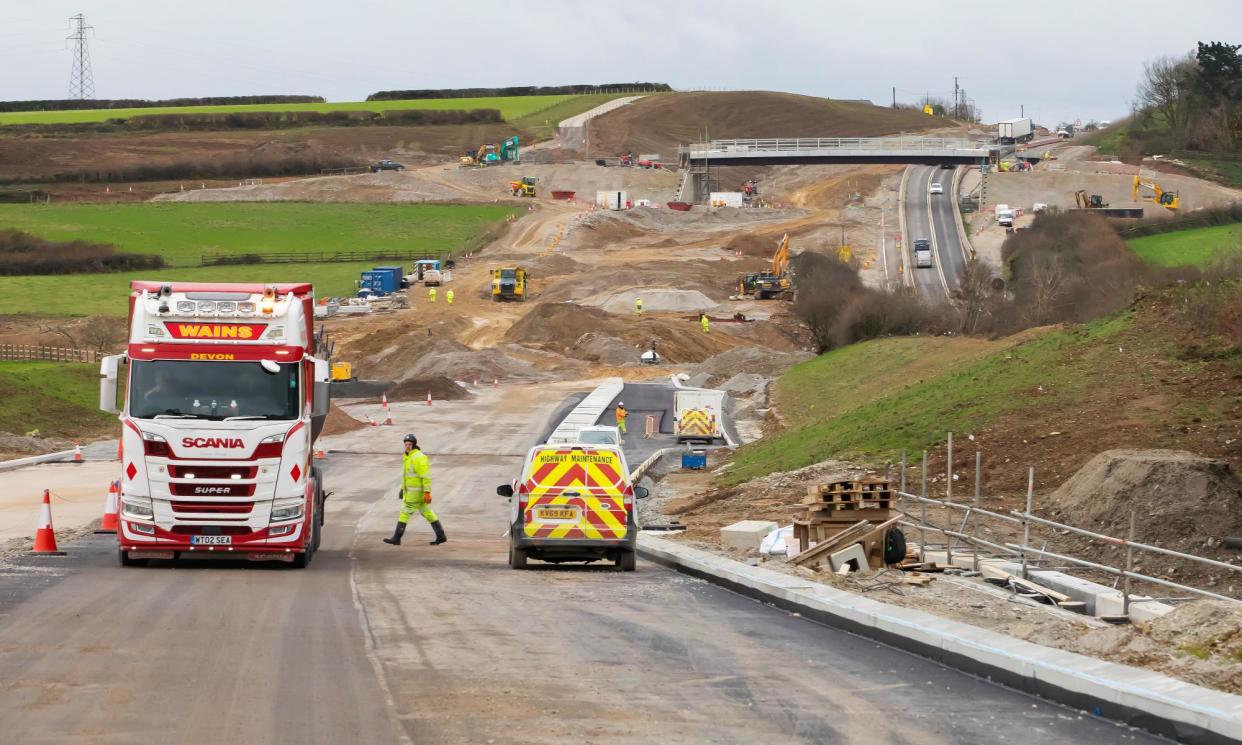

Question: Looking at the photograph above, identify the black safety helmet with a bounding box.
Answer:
[402,433,418,447]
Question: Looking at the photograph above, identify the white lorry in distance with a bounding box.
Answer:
[996,204,1015,227]
[674,389,724,442]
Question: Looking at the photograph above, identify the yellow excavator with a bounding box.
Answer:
[738,233,793,299]
[459,143,501,167]
[1133,175,1179,210]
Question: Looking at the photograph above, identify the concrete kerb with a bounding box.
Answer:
[0,449,76,472]
[897,166,913,288]
[950,165,975,262]
[635,534,1242,745]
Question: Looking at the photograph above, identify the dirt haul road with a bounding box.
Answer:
[0,384,1163,744]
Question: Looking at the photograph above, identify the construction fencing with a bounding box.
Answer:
[891,436,1242,611]
[0,345,100,364]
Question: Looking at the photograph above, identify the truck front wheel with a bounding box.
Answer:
[617,549,636,572]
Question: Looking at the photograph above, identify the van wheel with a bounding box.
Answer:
[118,548,147,567]
[508,542,528,569]
[617,550,636,572]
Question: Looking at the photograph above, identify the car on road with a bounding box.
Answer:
[913,239,933,268]
[929,182,943,195]
[498,443,648,571]
[371,160,405,173]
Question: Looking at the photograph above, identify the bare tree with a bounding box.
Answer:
[955,258,995,334]
[79,317,125,354]
[1135,54,1198,140]
[1025,255,1067,326]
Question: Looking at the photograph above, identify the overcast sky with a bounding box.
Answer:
[3,1,1236,125]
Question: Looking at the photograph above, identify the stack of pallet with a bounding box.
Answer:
[789,478,895,568]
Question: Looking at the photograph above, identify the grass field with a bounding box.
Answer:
[509,93,636,140]
[723,321,1123,486]
[0,361,117,438]
[0,203,514,264]
[0,94,619,127]
[0,262,382,317]
[1127,223,1242,266]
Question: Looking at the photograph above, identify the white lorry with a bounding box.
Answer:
[997,117,1034,145]
[674,389,724,442]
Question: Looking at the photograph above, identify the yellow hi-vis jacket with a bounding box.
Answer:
[402,449,432,499]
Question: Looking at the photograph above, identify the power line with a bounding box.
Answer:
[66,13,95,100]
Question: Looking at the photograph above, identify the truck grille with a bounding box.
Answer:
[170,525,253,535]
[169,465,257,479]
[170,501,254,515]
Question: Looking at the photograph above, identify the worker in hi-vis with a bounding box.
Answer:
[383,433,447,546]
[635,297,643,315]
[428,287,437,303]
[615,401,628,436]
[700,313,710,333]
[446,288,455,305]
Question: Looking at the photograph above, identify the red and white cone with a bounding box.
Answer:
[97,480,120,534]
[30,490,66,555]
[426,390,433,407]
[72,442,83,464]
[381,393,394,426]
[366,414,378,427]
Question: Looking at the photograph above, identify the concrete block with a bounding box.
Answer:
[1129,600,1176,623]
[720,520,778,551]
[828,543,869,573]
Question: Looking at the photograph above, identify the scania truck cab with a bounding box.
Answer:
[100,281,331,567]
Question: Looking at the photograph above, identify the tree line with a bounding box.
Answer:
[366,83,671,101]
[2,108,501,135]
[1136,41,1242,153]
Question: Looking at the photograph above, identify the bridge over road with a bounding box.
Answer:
[679,137,998,167]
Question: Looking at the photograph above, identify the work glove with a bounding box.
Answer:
[424,492,432,504]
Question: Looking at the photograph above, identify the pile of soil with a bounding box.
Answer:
[726,233,781,258]
[569,333,638,365]
[522,254,583,276]
[587,92,939,157]
[689,347,812,387]
[1044,449,1242,546]
[320,404,368,436]
[385,376,469,402]
[583,288,721,314]
[365,334,540,383]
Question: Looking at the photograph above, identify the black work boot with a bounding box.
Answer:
[429,520,447,546]
[382,522,407,546]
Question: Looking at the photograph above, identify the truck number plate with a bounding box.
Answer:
[536,508,577,521]
[191,535,232,545]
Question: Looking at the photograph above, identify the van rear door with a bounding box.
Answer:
[521,446,630,541]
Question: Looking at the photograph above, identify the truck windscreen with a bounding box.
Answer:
[130,360,300,421]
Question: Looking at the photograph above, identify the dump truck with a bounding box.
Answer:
[99,281,331,568]
[491,266,528,301]
[509,176,536,198]
[674,388,724,442]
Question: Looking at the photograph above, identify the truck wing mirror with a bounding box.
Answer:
[311,357,331,417]
[99,354,125,414]
[496,484,514,498]
[634,486,650,499]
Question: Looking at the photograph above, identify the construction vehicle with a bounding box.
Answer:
[330,361,355,382]
[1133,175,1179,210]
[509,176,536,198]
[1074,190,1109,209]
[737,233,793,299]
[99,281,331,568]
[459,143,500,167]
[491,266,528,301]
[741,180,759,204]
[499,136,519,163]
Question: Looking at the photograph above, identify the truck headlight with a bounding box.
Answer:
[271,504,303,521]
[122,499,154,519]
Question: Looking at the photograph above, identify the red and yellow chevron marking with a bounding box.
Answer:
[522,448,629,540]
[678,409,714,437]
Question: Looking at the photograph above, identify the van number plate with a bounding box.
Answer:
[191,535,232,545]
[536,508,576,520]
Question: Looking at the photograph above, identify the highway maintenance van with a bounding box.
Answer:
[497,444,647,571]
[674,388,724,442]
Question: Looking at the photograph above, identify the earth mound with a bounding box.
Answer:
[386,375,469,402]
[1045,449,1242,545]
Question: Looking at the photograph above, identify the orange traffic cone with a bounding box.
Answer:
[72,442,83,464]
[97,480,120,534]
[366,414,378,427]
[314,448,327,460]
[31,490,66,555]
[426,390,433,407]
[381,393,394,426]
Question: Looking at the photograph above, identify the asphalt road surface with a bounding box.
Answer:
[904,165,971,299]
[0,383,1168,744]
